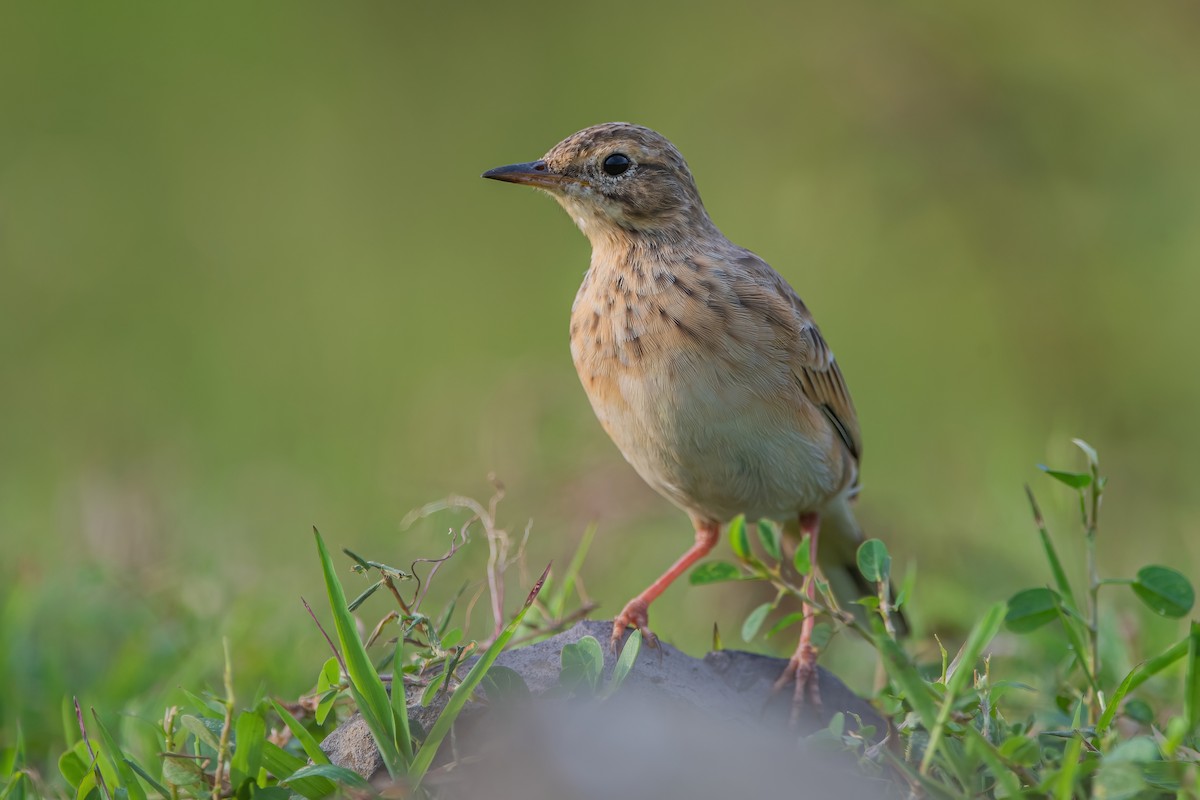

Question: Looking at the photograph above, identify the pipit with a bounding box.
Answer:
[483,122,895,706]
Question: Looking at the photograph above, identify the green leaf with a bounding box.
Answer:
[1186,622,1200,734]
[793,533,812,576]
[560,636,605,693]
[161,755,206,792]
[269,700,331,767]
[123,760,170,799]
[756,520,782,561]
[876,633,938,731]
[1037,465,1092,488]
[230,712,266,786]
[1123,699,1154,725]
[1025,485,1078,610]
[689,561,741,585]
[282,764,370,790]
[1072,438,1099,469]
[58,747,89,789]
[480,665,531,702]
[765,611,807,639]
[856,539,890,583]
[89,710,147,800]
[741,602,772,642]
[313,528,405,776]
[260,743,335,800]
[389,633,413,762]
[810,622,832,650]
[1004,587,1060,632]
[1132,565,1195,618]
[728,515,750,560]
[921,602,1005,774]
[346,580,381,612]
[407,563,549,788]
[610,630,642,691]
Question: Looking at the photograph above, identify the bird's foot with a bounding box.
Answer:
[610,596,659,652]
[771,642,821,727]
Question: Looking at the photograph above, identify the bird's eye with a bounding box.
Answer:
[602,153,632,176]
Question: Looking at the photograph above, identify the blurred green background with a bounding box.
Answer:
[3,0,1200,769]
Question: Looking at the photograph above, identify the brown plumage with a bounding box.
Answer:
[484,122,890,708]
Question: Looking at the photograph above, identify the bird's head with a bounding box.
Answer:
[483,122,713,243]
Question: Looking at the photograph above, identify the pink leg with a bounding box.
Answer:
[773,512,822,723]
[611,520,720,650]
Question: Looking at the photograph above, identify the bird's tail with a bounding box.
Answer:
[787,500,910,637]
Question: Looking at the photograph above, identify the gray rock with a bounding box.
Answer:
[320,620,894,798]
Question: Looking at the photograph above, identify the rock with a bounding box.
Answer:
[321,620,892,797]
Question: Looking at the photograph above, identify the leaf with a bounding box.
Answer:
[1072,438,1099,469]
[856,539,890,583]
[89,710,147,800]
[230,711,266,786]
[313,529,404,775]
[1025,485,1077,609]
[389,632,413,762]
[921,602,1006,774]
[123,761,170,799]
[741,602,772,642]
[756,520,782,561]
[1186,622,1200,734]
[269,701,331,766]
[810,622,832,650]
[610,630,642,691]
[765,611,807,639]
[1004,587,1060,632]
[728,515,750,560]
[1123,699,1154,725]
[793,533,812,576]
[1037,465,1092,489]
[1133,566,1195,618]
[875,633,938,731]
[260,743,335,800]
[689,561,741,585]
[480,665,531,702]
[58,747,89,789]
[281,764,370,790]
[560,636,605,693]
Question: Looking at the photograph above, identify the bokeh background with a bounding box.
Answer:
[4,0,1200,767]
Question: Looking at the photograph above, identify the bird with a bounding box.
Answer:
[482,122,891,707]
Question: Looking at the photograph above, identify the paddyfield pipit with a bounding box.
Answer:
[483,122,893,704]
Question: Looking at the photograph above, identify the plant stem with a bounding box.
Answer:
[1085,461,1104,724]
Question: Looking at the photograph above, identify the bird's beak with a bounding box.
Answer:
[481,160,576,190]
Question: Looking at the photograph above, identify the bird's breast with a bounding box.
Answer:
[567,257,847,522]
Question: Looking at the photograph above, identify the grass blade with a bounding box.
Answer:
[921,602,1005,774]
[89,710,147,800]
[1186,622,1200,734]
[313,528,405,776]
[1025,486,1078,611]
[391,634,414,762]
[269,701,330,766]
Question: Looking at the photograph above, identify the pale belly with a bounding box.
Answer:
[575,343,846,524]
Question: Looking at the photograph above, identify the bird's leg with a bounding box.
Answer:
[611,519,720,651]
[773,511,822,725]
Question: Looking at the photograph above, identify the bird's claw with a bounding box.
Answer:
[610,597,659,652]
[771,644,822,727]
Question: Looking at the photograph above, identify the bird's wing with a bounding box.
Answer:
[726,251,862,465]
[792,320,862,464]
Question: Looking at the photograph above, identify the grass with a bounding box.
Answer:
[3,440,1199,798]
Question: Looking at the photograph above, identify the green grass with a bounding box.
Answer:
[4,442,1200,798]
